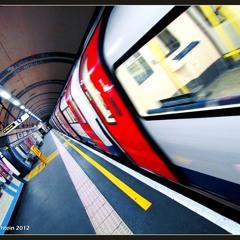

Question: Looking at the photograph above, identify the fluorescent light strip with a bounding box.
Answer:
[0,90,11,100]
[13,100,20,106]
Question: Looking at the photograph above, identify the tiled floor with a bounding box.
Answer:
[6,130,240,235]
[51,132,133,235]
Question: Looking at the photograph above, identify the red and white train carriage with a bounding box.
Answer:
[50,5,240,205]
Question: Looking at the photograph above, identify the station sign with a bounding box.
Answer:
[2,113,29,135]
[2,122,17,134]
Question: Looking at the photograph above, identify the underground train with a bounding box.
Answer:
[49,5,240,205]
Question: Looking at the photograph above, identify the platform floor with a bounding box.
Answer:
[6,130,240,234]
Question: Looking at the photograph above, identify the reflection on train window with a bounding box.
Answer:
[115,5,240,116]
[158,29,180,58]
[196,6,227,27]
[82,57,116,123]
[123,52,153,85]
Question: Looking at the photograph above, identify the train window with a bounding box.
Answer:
[55,106,67,127]
[56,114,64,126]
[67,87,87,124]
[67,108,77,122]
[82,57,116,123]
[115,5,240,116]
[69,97,86,124]
[62,108,76,124]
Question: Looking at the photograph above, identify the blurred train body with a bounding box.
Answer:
[50,5,240,205]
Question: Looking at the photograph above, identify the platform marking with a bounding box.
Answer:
[56,132,152,211]
[50,131,133,235]
[71,139,240,234]
[27,162,46,181]
[46,149,59,164]
[28,149,59,181]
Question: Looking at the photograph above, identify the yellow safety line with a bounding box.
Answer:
[28,149,60,181]
[46,150,59,164]
[28,162,46,181]
[57,133,152,211]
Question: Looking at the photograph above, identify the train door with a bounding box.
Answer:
[53,106,69,135]
[50,117,58,131]
[60,86,94,144]
[106,6,240,203]
[55,101,80,140]
[52,114,67,134]
[69,60,121,156]
[79,17,179,182]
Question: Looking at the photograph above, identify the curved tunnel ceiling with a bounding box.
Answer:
[0,6,97,132]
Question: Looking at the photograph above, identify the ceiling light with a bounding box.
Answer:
[0,90,11,100]
[13,100,20,106]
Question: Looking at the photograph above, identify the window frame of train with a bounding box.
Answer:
[114,5,240,118]
[62,107,76,124]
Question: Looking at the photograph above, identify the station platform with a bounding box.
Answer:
[5,130,240,235]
